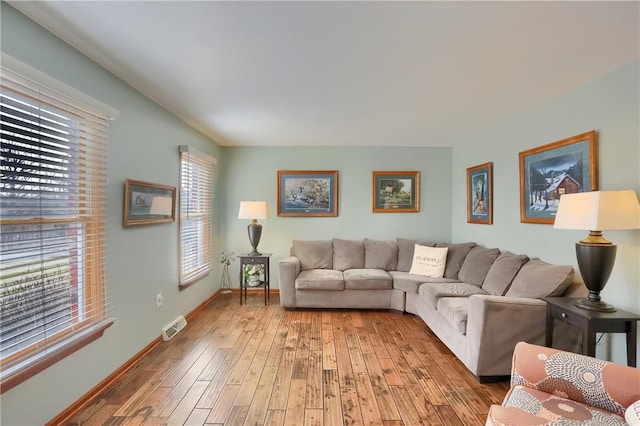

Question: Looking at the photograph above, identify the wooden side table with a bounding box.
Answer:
[544,297,640,367]
[238,253,272,305]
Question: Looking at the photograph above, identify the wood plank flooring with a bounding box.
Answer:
[62,293,509,425]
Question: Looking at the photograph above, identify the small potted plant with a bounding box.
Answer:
[244,264,263,286]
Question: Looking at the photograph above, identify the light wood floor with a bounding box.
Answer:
[63,293,509,425]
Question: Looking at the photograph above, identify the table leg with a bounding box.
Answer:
[239,267,243,305]
[584,322,596,358]
[627,320,637,367]
[265,262,269,305]
[545,310,554,348]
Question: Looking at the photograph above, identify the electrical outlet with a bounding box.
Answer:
[156,292,163,308]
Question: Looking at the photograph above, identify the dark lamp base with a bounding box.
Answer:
[574,298,616,313]
[247,223,263,257]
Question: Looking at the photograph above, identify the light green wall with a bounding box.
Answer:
[1,4,222,425]
[2,2,639,424]
[220,146,453,284]
[451,60,640,364]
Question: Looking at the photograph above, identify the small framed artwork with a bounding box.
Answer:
[372,171,420,213]
[124,179,176,227]
[519,130,597,224]
[277,170,338,217]
[467,162,493,224]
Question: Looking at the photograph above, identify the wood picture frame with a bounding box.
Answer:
[277,170,338,217]
[519,130,597,224]
[467,162,493,224]
[372,171,420,213]
[124,179,176,227]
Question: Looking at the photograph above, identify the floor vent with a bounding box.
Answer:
[161,315,187,341]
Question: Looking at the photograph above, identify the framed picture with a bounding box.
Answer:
[124,179,176,227]
[519,130,597,224]
[467,162,493,224]
[372,171,420,213]
[277,170,338,217]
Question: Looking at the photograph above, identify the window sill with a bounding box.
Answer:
[179,270,211,291]
[1,319,114,393]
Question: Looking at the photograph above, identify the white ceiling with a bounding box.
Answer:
[10,1,639,147]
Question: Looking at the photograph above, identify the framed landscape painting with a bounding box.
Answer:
[124,179,176,227]
[277,170,338,217]
[467,162,493,224]
[519,130,597,224]
[372,171,420,213]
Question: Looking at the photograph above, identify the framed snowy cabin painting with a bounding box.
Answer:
[519,131,597,224]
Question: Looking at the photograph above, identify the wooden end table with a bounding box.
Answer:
[543,297,639,367]
[238,253,272,305]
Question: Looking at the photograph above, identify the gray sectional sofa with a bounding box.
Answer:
[278,238,580,382]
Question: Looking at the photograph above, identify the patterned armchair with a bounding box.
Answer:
[486,342,640,425]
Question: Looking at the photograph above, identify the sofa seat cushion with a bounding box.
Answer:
[487,386,627,425]
[419,282,488,309]
[295,269,344,290]
[343,269,392,290]
[389,271,459,294]
[436,297,469,335]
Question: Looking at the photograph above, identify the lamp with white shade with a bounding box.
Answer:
[238,201,269,256]
[553,190,640,312]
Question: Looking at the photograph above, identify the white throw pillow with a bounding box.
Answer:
[409,245,448,278]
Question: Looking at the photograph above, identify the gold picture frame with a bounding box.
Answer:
[124,179,176,227]
[372,171,420,213]
[467,162,493,224]
[277,170,338,217]
[519,131,597,224]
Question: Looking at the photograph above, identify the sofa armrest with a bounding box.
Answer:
[466,295,547,377]
[278,256,301,309]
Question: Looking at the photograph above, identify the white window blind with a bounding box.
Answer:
[0,56,116,392]
[179,145,215,287]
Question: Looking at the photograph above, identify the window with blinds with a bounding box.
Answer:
[179,146,215,287]
[0,56,116,392]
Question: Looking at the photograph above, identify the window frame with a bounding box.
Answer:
[0,53,117,393]
[178,145,216,288]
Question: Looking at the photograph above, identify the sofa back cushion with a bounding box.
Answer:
[333,239,364,271]
[409,245,448,277]
[505,258,574,298]
[457,246,500,286]
[436,242,477,279]
[364,239,398,270]
[482,251,529,295]
[292,240,333,271]
[396,238,437,272]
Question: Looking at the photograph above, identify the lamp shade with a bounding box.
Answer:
[238,201,269,220]
[553,190,640,231]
